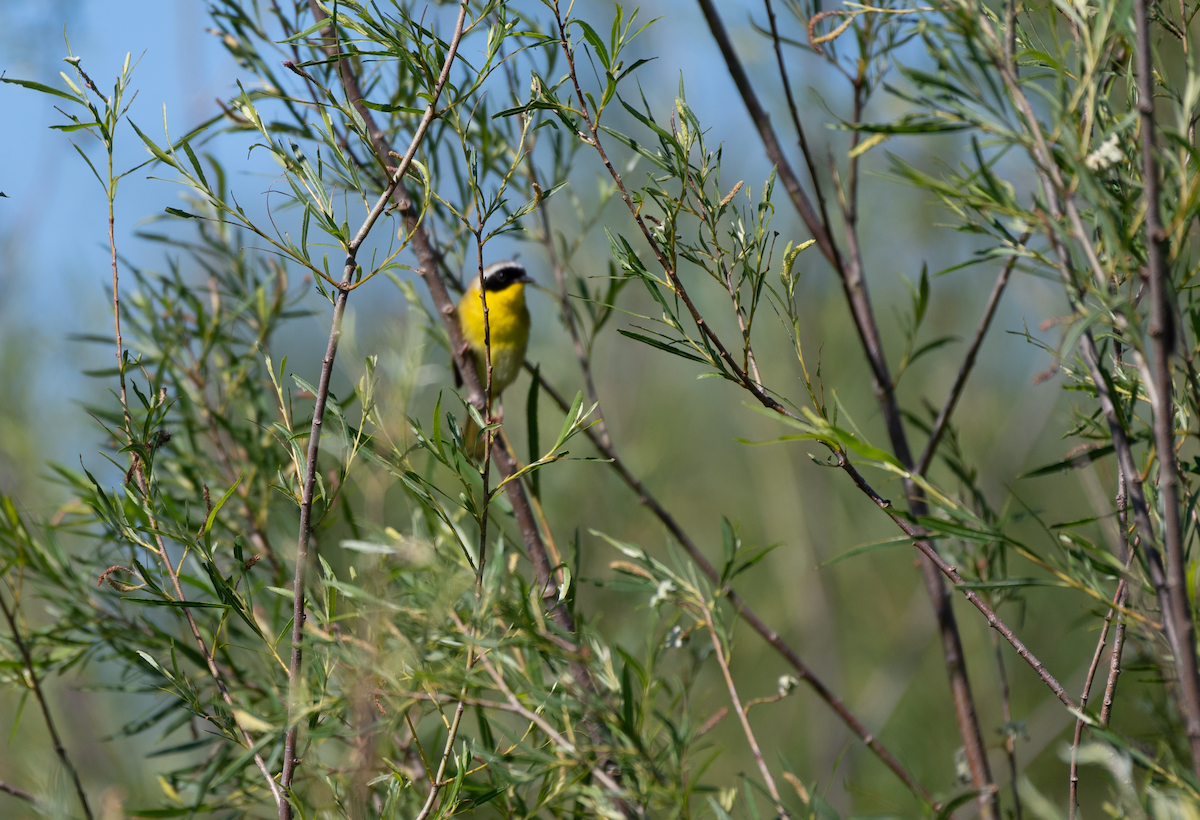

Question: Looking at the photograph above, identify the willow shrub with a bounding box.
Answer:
[1,0,1199,818]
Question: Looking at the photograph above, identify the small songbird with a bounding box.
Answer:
[455,260,535,453]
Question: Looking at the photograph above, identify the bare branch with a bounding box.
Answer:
[1135,0,1200,772]
[916,236,1030,476]
[762,0,831,239]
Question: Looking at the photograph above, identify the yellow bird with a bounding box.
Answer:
[455,260,535,453]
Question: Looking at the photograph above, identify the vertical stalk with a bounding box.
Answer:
[992,632,1022,820]
[703,603,789,819]
[1134,0,1200,775]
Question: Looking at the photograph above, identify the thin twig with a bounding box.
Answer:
[1067,577,1128,820]
[916,236,1030,476]
[0,588,92,820]
[278,6,471,815]
[0,779,36,803]
[763,0,831,238]
[475,235,494,586]
[1100,595,1130,726]
[991,632,1022,820]
[702,603,789,819]
[1135,0,1200,772]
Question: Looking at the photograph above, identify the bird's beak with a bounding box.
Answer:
[519,273,536,285]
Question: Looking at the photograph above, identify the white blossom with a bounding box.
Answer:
[1084,133,1123,171]
[649,579,675,607]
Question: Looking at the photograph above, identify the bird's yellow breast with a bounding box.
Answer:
[457,281,531,397]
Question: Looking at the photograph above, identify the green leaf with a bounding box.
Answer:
[122,597,228,609]
[617,329,707,363]
[936,791,981,820]
[1,76,80,102]
[203,473,244,536]
[1020,445,1115,478]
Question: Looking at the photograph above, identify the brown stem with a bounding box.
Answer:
[1135,0,1200,774]
[0,779,36,803]
[763,0,832,238]
[0,588,93,820]
[916,235,1030,476]
[1068,577,1127,820]
[278,6,470,815]
[991,631,1023,820]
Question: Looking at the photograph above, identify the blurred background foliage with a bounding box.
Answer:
[0,0,1178,818]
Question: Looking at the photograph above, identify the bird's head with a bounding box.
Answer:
[481,260,535,292]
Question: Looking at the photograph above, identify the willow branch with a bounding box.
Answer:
[559,0,1073,740]
[279,6,470,815]
[916,236,1030,475]
[1135,0,1200,772]
[105,121,281,804]
[304,0,567,626]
